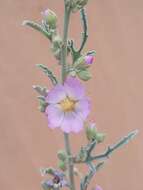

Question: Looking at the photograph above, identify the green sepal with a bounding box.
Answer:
[77,69,91,81]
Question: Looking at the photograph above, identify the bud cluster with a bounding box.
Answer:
[69,54,95,81]
[85,123,106,143]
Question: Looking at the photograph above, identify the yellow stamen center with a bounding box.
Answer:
[60,97,76,112]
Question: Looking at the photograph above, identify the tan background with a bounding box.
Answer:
[0,0,143,190]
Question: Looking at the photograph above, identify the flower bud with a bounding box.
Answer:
[75,55,94,71]
[85,55,94,65]
[85,123,106,143]
[86,123,97,141]
[42,9,57,29]
[57,150,67,161]
[95,132,106,143]
[58,161,67,171]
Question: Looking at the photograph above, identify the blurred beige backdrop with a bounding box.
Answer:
[0,0,143,190]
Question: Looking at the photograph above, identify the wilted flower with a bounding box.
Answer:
[41,170,68,190]
[45,77,90,133]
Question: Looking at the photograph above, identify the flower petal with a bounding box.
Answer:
[60,112,83,133]
[46,84,66,104]
[45,104,64,128]
[75,98,90,119]
[64,77,85,100]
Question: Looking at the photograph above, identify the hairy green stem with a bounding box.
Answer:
[61,3,76,190]
[64,133,75,190]
[61,4,71,82]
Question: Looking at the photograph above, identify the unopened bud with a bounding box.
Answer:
[85,55,94,65]
[57,150,67,161]
[95,133,106,143]
[42,9,57,29]
[86,123,97,141]
[58,161,67,171]
[75,55,94,70]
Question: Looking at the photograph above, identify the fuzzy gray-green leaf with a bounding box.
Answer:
[37,64,58,85]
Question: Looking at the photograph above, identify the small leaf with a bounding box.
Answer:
[37,96,48,113]
[37,64,58,85]
[22,20,52,40]
[33,85,48,96]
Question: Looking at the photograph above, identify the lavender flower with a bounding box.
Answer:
[45,77,90,133]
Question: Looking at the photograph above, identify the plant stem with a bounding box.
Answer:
[74,130,138,164]
[61,4,71,82]
[64,133,75,190]
[61,3,76,190]
[78,8,88,53]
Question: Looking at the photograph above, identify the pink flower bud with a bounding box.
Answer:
[85,55,94,65]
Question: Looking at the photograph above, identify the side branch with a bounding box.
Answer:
[78,8,88,53]
[88,130,138,162]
